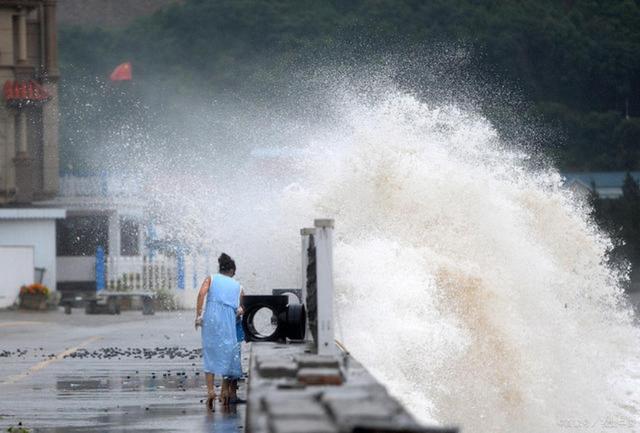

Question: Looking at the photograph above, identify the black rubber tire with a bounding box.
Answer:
[285,303,306,341]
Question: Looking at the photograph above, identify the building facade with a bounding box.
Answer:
[0,0,59,204]
[0,207,64,307]
[0,1,63,304]
[41,173,147,294]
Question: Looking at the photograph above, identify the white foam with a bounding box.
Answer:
[147,86,640,432]
[282,90,639,431]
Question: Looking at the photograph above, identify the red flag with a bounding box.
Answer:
[109,62,132,81]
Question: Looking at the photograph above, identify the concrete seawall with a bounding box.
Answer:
[240,219,458,433]
[245,340,458,433]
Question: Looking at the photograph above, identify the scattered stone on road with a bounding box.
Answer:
[0,310,248,433]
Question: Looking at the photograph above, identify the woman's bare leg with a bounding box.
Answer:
[206,373,215,396]
[205,373,216,410]
[220,378,230,405]
[229,379,238,399]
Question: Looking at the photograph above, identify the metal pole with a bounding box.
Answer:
[314,219,335,355]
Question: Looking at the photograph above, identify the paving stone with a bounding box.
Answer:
[269,417,338,433]
[297,367,343,385]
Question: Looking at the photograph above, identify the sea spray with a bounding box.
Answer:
[125,80,639,431]
[287,90,640,431]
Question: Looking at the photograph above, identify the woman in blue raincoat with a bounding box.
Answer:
[195,253,244,410]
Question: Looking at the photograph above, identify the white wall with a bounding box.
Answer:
[0,246,34,308]
[0,219,58,291]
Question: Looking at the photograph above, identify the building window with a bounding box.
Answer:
[56,215,109,256]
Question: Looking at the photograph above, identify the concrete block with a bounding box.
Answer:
[256,354,297,366]
[259,360,299,378]
[298,367,343,385]
[325,399,400,425]
[276,379,307,390]
[295,354,340,369]
[320,388,372,404]
[351,421,457,432]
[247,411,271,433]
[265,398,327,419]
[248,339,435,433]
[269,417,338,433]
[260,389,321,408]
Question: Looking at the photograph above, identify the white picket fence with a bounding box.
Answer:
[104,254,215,308]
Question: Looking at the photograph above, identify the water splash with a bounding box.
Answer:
[288,90,640,431]
[86,74,640,431]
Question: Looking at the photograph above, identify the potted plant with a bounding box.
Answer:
[19,283,50,310]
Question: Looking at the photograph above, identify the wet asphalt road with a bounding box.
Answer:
[0,309,247,432]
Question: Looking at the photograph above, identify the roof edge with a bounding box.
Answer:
[0,208,66,219]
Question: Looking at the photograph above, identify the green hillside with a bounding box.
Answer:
[59,0,640,171]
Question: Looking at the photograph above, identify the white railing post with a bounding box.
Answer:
[105,255,110,290]
[143,255,148,291]
[314,218,336,356]
[155,256,160,291]
[107,255,115,290]
[162,255,166,290]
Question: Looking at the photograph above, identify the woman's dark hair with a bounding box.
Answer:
[218,253,236,273]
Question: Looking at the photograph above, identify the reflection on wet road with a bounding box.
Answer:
[0,310,246,432]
